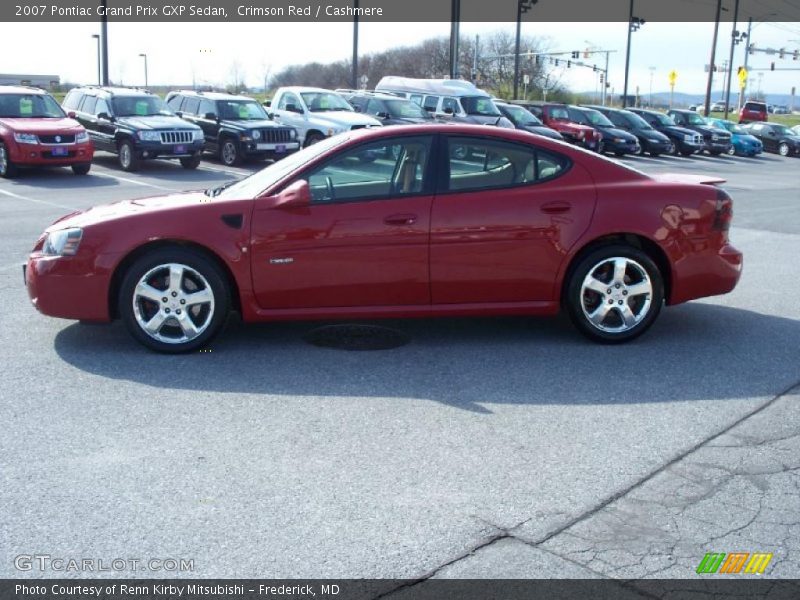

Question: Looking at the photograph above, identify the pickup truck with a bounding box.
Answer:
[267,86,381,147]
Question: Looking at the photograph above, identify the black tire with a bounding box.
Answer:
[680,149,695,157]
[614,151,625,157]
[180,154,201,169]
[565,244,664,344]
[709,150,722,156]
[71,163,91,175]
[649,152,661,157]
[304,132,325,148]
[118,247,230,353]
[778,142,790,157]
[118,139,140,172]
[219,137,242,166]
[726,145,737,156]
[0,141,19,178]
[669,142,680,156]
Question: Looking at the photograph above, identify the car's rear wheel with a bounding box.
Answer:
[118,140,140,171]
[778,142,790,157]
[304,132,325,148]
[72,163,91,175]
[727,145,737,156]
[0,142,19,178]
[180,154,201,169]
[119,248,230,353]
[566,245,664,344]
[220,137,241,166]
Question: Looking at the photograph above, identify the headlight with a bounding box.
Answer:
[684,134,695,142]
[613,138,625,143]
[192,129,204,141]
[75,131,90,143]
[42,228,82,256]
[251,129,261,140]
[711,134,720,141]
[137,131,160,141]
[576,131,585,139]
[13,132,38,144]
[289,129,297,139]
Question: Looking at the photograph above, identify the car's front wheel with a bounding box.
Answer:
[220,138,241,166]
[566,245,664,344]
[72,163,91,175]
[119,248,230,353]
[0,142,19,178]
[727,145,737,156]
[180,154,201,169]
[778,142,790,157]
[118,140,140,171]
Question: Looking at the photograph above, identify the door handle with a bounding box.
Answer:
[541,201,571,214]
[384,213,418,226]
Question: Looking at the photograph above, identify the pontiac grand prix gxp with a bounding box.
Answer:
[25,124,742,352]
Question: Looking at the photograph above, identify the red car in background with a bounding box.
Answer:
[739,100,768,124]
[512,100,602,150]
[25,124,742,352]
[0,85,94,178]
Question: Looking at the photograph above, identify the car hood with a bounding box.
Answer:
[47,191,226,230]
[596,126,637,141]
[0,117,84,133]
[220,118,285,130]
[636,128,670,141]
[308,111,381,128]
[732,133,761,144]
[660,125,700,137]
[521,125,563,140]
[117,115,200,130]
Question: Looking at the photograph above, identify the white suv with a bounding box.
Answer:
[267,87,381,147]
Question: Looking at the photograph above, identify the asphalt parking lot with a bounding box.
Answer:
[1,148,798,583]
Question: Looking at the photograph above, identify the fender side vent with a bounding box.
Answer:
[221,214,243,229]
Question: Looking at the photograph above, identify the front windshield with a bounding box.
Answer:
[300,92,353,112]
[567,109,590,125]
[582,109,614,127]
[216,134,348,200]
[112,96,173,117]
[620,110,652,130]
[685,113,708,126]
[548,106,570,120]
[502,104,542,126]
[219,100,269,120]
[652,112,676,126]
[461,96,501,117]
[716,120,744,134]
[0,93,65,118]
[385,99,430,119]
[772,124,792,136]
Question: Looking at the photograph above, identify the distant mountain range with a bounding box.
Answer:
[579,90,797,108]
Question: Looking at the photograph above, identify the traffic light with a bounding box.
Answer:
[554,58,559,66]
[779,48,785,59]
[794,49,799,61]
[599,73,605,84]
[748,43,754,55]
[770,62,775,71]
[584,49,590,58]
[567,60,572,68]
[571,51,579,59]
[535,55,542,66]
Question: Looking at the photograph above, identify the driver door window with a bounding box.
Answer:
[306,137,432,204]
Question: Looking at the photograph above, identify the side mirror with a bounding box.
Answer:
[97,112,112,121]
[423,106,435,112]
[67,111,76,118]
[273,179,311,209]
[175,111,183,118]
[263,100,272,108]
[376,111,390,119]
[204,112,218,121]
[443,107,455,115]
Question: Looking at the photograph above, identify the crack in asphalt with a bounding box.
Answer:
[375,379,800,592]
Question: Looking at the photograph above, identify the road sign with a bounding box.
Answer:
[523,74,530,85]
[738,67,748,83]
[668,70,678,86]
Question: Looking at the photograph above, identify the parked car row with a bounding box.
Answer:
[1,81,798,180]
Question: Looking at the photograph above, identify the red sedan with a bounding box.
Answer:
[25,124,742,352]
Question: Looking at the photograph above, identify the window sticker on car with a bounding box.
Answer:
[135,101,148,116]
[20,97,32,115]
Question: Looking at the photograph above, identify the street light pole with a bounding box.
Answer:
[138,53,148,88]
[100,0,109,85]
[351,0,358,89]
[449,0,460,79]
[91,35,101,85]
[622,0,643,108]
[723,0,740,119]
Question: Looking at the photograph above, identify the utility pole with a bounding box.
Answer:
[472,35,479,82]
[449,0,460,79]
[100,0,109,85]
[742,17,753,103]
[622,1,643,108]
[723,0,740,119]
[702,0,723,117]
[351,0,359,89]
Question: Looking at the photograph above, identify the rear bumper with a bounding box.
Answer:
[669,242,743,305]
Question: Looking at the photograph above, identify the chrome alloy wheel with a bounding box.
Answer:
[119,143,132,168]
[132,263,215,344]
[580,257,653,333]
[221,141,237,165]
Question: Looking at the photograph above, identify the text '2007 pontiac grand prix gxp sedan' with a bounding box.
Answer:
[25,124,742,353]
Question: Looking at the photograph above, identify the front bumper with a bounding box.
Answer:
[675,139,705,154]
[135,139,204,160]
[602,138,640,155]
[8,141,94,166]
[704,140,732,153]
[241,140,301,159]
[639,138,672,154]
[25,253,115,322]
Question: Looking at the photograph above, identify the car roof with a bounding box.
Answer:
[346,91,409,101]
[0,85,49,95]
[168,90,255,101]
[375,76,489,98]
[73,86,153,97]
[279,86,338,94]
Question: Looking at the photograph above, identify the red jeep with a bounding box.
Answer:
[513,101,601,150]
[0,85,94,178]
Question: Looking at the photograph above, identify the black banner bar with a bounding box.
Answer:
[3,0,800,22]
[3,579,800,600]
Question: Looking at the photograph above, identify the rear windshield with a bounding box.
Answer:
[744,102,765,111]
[0,93,65,118]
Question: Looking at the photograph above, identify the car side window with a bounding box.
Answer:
[183,97,201,115]
[441,97,459,114]
[95,98,110,116]
[63,90,84,110]
[277,93,300,110]
[80,95,97,115]
[607,112,626,127]
[446,137,568,193]
[305,136,432,204]
[409,94,423,106]
[422,95,439,112]
[365,98,384,116]
[166,95,183,110]
[198,99,215,116]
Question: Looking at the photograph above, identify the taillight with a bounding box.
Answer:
[713,188,733,231]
